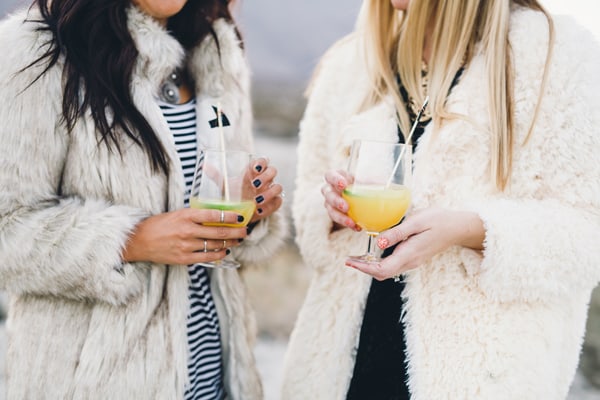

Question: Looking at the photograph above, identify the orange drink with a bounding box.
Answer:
[343,184,411,233]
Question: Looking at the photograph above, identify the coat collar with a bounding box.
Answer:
[127,6,184,96]
[126,6,247,100]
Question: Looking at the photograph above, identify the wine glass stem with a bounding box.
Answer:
[366,232,379,260]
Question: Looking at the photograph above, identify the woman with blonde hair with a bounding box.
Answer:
[283,0,600,398]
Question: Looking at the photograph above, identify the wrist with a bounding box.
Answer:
[456,211,485,250]
[121,218,149,263]
[121,238,139,263]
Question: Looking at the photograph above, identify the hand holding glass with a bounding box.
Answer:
[342,140,412,264]
[189,149,256,268]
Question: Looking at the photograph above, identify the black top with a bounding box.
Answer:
[346,68,463,400]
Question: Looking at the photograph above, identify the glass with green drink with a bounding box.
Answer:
[189,148,256,268]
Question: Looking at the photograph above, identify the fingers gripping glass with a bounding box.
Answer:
[342,140,412,264]
[190,149,255,269]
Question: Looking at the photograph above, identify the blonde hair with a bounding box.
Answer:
[358,0,554,190]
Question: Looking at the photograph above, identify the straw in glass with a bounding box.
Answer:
[216,102,230,201]
[385,96,429,188]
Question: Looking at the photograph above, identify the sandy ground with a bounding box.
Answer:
[0,323,4,400]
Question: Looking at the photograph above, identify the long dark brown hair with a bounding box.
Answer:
[29,0,235,174]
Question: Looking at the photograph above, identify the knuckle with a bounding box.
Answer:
[216,227,228,238]
[272,184,283,195]
[260,192,272,203]
[179,242,193,254]
[174,241,186,253]
[224,212,236,224]
[183,226,196,238]
[389,228,403,242]
[268,166,278,176]
[270,197,282,209]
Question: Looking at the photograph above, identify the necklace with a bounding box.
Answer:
[160,68,183,104]
[407,61,431,122]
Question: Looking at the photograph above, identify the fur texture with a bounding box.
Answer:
[283,8,600,400]
[0,5,286,399]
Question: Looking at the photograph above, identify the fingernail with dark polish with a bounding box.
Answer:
[257,208,263,214]
[226,249,231,255]
[252,179,261,188]
[256,195,264,204]
[237,215,244,223]
[255,165,263,172]
[238,238,244,243]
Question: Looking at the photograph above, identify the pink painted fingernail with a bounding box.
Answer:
[377,237,389,249]
[337,180,345,190]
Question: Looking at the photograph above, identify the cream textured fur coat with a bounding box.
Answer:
[0,6,286,400]
[283,8,600,400]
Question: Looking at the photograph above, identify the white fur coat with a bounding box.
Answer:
[283,8,600,400]
[0,6,286,400]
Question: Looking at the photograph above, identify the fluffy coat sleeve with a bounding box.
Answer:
[0,14,149,305]
[464,13,600,303]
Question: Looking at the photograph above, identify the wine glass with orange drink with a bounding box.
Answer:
[342,139,412,264]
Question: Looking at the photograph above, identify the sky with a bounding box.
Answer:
[236,0,600,82]
[542,0,600,41]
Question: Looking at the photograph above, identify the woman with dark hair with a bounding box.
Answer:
[0,0,286,398]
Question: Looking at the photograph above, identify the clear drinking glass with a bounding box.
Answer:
[189,148,256,269]
[342,139,412,264]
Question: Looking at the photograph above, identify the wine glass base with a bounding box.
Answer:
[347,254,381,265]
[198,260,241,269]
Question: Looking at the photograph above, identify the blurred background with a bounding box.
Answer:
[1,0,600,398]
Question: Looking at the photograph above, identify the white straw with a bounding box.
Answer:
[216,102,230,201]
[385,96,429,188]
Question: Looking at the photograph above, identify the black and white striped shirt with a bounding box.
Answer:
[158,99,224,400]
